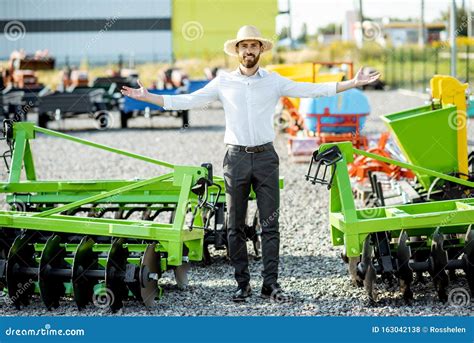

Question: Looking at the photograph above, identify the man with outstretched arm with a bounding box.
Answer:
[121,25,380,303]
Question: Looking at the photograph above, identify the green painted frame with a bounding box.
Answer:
[317,142,474,257]
[0,122,216,269]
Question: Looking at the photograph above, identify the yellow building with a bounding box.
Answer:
[172,0,278,60]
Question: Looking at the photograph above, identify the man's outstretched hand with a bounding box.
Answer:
[121,80,149,101]
[336,67,381,93]
[353,67,381,87]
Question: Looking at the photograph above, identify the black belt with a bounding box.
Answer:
[227,142,273,153]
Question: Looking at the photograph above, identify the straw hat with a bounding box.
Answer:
[223,25,273,56]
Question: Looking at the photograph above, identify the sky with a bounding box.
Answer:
[277,0,464,36]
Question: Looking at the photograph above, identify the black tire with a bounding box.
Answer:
[120,111,129,128]
[181,110,189,128]
[95,111,112,130]
[38,113,49,128]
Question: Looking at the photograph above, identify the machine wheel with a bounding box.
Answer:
[94,111,112,130]
[120,111,130,128]
[181,110,189,128]
[38,113,49,128]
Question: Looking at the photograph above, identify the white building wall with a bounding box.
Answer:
[0,0,172,64]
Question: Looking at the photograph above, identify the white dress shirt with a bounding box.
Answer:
[162,67,337,146]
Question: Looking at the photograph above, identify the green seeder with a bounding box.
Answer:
[0,121,254,312]
[306,76,474,304]
[307,142,473,303]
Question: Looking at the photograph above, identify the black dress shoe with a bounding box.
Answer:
[261,283,291,302]
[232,284,252,302]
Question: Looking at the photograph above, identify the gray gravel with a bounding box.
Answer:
[0,90,473,316]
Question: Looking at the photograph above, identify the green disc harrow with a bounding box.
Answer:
[0,121,231,311]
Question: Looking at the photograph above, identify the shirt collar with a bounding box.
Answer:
[234,66,266,77]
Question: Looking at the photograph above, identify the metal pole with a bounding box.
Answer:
[400,49,405,89]
[423,46,427,88]
[392,48,396,88]
[278,1,293,49]
[288,0,294,49]
[419,0,425,47]
[451,0,457,77]
[467,44,470,82]
[468,0,472,82]
[468,0,472,38]
[358,0,364,44]
[410,49,415,90]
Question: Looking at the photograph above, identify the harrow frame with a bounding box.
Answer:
[0,121,230,310]
[0,121,216,266]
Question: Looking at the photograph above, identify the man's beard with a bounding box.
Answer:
[239,53,260,68]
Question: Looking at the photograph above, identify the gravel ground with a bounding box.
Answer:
[0,90,473,316]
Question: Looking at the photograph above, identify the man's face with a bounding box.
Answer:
[236,40,263,68]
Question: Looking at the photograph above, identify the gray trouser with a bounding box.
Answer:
[223,143,280,287]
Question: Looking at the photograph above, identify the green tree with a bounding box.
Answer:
[279,26,289,40]
[439,6,469,36]
[317,23,340,35]
[297,23,308,43]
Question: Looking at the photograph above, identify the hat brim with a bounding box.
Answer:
[223,37,273,56]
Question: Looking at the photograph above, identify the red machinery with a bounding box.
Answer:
[270,61,370,159]
[349,132,415,182]
[4,49,55,88]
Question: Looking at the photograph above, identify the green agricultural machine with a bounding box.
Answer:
[0,120,263,312]
[306,76,474,303]
[364,76,471,206]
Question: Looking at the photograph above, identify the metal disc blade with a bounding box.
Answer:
[105,238,128,312]
[361,235,377,303]
[397,231,413,301]
[139,243,160,307]
[0,230,13,289]
[174,263,190,290]
[430,229,449,302]
[348,257,363,287]
[6,235,37,309]
[464,227,474,295]
[72,236,98,310]
[39,235,67,310]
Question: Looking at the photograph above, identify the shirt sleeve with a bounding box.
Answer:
[162,77,219,110]
[276,74,338,98]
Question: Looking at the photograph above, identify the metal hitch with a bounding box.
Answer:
[305,146,343,189]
